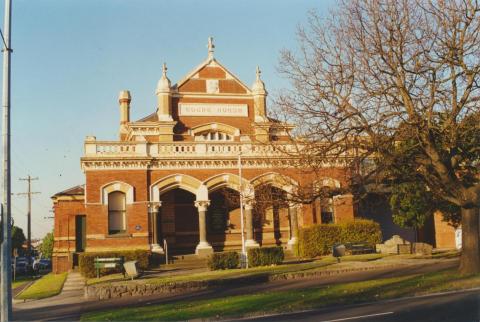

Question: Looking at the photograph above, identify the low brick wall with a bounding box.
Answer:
[85,263,402,300]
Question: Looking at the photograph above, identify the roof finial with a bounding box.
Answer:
[252,65,266,94]
[156,62,171,94]
[162,62,168,77]
[208,36,215,59]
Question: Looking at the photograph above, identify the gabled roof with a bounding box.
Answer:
[173,57,252,94]
[52,184,85,198]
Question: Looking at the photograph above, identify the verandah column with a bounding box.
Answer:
[149,202,164,254]
[194,200,213,257]
[287,202,299,249]
[244,200,259,248]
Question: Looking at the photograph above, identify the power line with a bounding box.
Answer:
[17,175,40,265]
[0,27,9,52]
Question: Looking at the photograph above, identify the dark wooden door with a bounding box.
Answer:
[75,215,86,252]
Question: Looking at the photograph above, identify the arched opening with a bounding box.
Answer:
[311,177,341,224]
[207,187,240,251]
[108,191,126,235]
[195,130,234,141]
[160,188,198,255]
[312,196,335,224]
[254,184,290,246]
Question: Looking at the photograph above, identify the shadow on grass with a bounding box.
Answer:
[81,267,480,321]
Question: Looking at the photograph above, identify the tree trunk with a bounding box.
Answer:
[459,207,480,275]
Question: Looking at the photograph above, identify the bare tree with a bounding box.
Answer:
[277,0,480,274]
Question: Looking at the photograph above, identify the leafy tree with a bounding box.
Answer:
[388,138,461,230]
[390,181,461,230]
[278,0,480,273]
[11,225,26,255]
[39,232,54,259]
[390,182,433,229]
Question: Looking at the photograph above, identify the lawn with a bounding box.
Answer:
[81,268,480,321]
[86,253,387,286]
[16,273,67,300]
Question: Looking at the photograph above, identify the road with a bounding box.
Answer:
[245,289,480,322]
[13,259,459,321]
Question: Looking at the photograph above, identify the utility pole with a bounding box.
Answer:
[18,176,40,265]
[0,0,12,320]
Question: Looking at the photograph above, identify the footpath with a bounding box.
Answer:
[12,257,458,321]
[13,271,85,306]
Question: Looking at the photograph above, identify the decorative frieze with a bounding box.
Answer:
[81,157,303,171]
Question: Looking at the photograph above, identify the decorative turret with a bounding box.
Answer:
[156,63,174,122]
[252,66,268,122]
[118,90,131,137]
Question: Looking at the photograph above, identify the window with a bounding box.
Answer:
[196,131,233,142]
[321,198,334,224]
[108,191,126,234]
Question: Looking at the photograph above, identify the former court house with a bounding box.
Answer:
[52,39,456,273]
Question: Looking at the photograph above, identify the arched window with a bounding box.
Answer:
[321,197,334,224]
[195,131,233,142]
[108,191,126,234]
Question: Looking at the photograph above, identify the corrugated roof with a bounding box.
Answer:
[52,184,85,198]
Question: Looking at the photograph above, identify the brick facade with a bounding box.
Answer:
[433,211,457,249]
[52,40,364,272]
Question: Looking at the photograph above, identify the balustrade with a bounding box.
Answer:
[85,140,290,158]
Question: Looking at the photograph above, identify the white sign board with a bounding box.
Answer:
[455,228,462,250]
[179,103,248,117]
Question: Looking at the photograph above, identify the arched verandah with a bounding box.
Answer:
[250,172,300,248]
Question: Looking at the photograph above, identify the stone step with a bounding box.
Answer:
[64,282,85,286]
[62,287,84,291]
[60,272,86,294]
[65,279,84,284]
[65,279,84,283]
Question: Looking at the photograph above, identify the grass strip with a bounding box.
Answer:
[17,273,67,300]
[81,266,476,321]
[86,253,386,286]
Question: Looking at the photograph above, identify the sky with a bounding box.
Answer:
[8,0,335,239]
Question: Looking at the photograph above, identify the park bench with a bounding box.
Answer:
[333,242,375,262]
[94,257,125,278]
[344,242,375,255]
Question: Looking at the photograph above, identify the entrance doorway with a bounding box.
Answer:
[75,215,86,252]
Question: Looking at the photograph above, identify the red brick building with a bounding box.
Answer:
[51,38,457,273]
[51,39,359,273]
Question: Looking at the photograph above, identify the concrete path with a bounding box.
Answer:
[13,271,85,309]
[60,272,85,297]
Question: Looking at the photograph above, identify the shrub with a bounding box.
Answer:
[297,224,342,258]
[207,252,240,270]
[248,247,284,267]
[340,219,382,246]
[298,219,382,258]
[79,250,150,278]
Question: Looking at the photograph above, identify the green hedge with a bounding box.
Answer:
[79,250,150,278]
[297,219,382,258]
[207,252,239,270]
[248,247,284,267]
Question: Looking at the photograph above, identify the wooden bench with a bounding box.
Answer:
[344,242,375,255]
[94,257,125,278]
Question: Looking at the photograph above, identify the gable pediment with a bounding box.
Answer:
[175,59,251,95]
